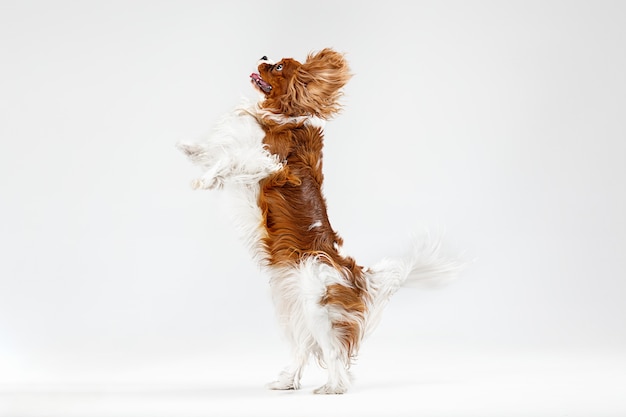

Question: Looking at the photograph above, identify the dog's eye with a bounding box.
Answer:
[275,64,283,71]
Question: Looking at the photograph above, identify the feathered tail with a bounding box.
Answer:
[364,237,463,336]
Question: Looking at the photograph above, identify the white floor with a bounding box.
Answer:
[2,343,625,417]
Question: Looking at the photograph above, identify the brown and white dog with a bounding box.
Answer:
[178,49,459,394]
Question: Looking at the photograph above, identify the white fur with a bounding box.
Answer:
[364,238,461,338]
[177,103,278,263]
[178,102,461,394]
[256,105,326,127]
[177,103,282,191]
[267,258,355,393]
[258,57,275,65]
[308,220,323,230]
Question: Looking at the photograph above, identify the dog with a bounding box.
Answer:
[178,48,459,394]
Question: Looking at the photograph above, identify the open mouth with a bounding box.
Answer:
[250,73,272,93]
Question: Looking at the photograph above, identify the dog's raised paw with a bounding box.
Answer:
[190,178,204,190]
[177,142,197,156]
[190,176,223,190]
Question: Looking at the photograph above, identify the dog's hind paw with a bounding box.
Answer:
[313,384,347,395]
[267,377,300,391]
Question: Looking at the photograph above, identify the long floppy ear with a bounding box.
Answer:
[287,48,352,119]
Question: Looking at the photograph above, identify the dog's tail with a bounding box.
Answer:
[363,236,463,337]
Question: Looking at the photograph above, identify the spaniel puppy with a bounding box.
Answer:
[178,49,458,394]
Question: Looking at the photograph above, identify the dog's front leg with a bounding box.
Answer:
[177,142,212,164]
[190,161,228,190]
[178,141,228,189]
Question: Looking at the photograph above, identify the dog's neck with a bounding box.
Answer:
[235,99,326,130]
[255,105,326,129]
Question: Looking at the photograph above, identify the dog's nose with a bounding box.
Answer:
[257,55,274,65]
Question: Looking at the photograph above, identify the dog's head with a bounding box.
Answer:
[250,48,351,119]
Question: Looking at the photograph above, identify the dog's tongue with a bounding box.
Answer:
[250,73,272,93]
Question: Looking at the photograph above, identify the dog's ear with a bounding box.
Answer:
[289,48,352,119]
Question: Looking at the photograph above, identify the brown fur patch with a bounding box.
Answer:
[321,284,366,357]
[259,124,344,265]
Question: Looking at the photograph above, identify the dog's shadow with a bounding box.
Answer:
[2,379,455,402]
[116,380,440,397]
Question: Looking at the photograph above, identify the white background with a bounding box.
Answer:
[1,1,625,416]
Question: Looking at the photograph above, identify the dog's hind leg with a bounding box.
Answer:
[266,262,325,391]
[310,325,352,395]
[267,347,310,390]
